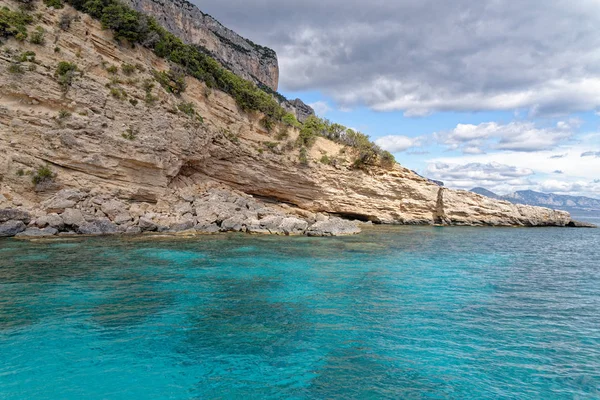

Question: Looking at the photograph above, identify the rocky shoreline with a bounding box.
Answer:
[1,185,595,240]
[0,187,363,239]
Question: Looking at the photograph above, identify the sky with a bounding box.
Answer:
[195,0,600,198]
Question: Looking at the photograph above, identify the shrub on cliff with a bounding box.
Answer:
[282,113,301,128]
[380,151,396,169]
[122,127,137,140]
[30,26,45,45]
[55,61,78,91]
[153,67,186,94]
[44,0,65,9]
[320,154,331,165]
[0,7,33,39]
[261,116,274,133]
[298,147,309,165]
[58,0,395,170]
[18,50,36,62]
[296,116,326,148]
[121,62,135,75]
[63,0,286,123]
[15,0,36,10]
[32,165,54,185]
[8,62,24,74]
[59,13,75,30]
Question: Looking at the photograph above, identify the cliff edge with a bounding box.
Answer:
[124,0,279,91]
[0,0,578,238]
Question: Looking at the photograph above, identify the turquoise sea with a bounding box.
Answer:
[1,226,599,399]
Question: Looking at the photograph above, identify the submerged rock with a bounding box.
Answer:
[307,218,361,237]
[16,227,58,237]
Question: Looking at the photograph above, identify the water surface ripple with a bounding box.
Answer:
[1,226,599,399]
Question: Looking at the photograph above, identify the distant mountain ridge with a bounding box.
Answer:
[470,188,600,212]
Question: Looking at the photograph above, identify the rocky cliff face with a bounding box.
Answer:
[123,0,279,91]
[0,1,577,239]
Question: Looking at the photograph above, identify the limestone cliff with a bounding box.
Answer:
[0,0,577,238]
[123,0,279,91]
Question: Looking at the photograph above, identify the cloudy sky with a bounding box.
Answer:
[196,0,600,197]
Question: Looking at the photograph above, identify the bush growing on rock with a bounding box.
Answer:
[380,150,396,169]
[30,26,45,44]
[153,67,186,94]
[44,0,64,9]
[0,7,33,39]
[16,0,36,11]
[276,127,289,141]
[57,0,394,172]
[260,116,274,133]
[298,147,308,165]
[282,113,301,128]
[58,109,71,119]
[121,62,135,75]
[121,127,137,140]
[7,62,24,73]
[59,13,76,30]
[110,87,127,99]
[32,165,54,185]
[18,50,35,62]
[220,128,239,144]
[177,101,196,117]
[55,61,78,91]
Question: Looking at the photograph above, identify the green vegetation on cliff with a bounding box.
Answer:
[295,116,395,169]
[1,0,396,169]
[0,6,32,40]
[60,0,395,168]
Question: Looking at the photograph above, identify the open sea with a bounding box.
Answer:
[0,226,599,399]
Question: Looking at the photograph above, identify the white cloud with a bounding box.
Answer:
[427,162,534,184]
[199,0,600,116]
[375,135,419,153]
[581,151,600,158]
[428,136,600,197]
[434,120,575,153]
[308,100,332,116]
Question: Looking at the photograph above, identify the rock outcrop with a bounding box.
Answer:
[0,0,583,240]
[123,0,279,91]
[0,186,362,238]
[283,99,315,123]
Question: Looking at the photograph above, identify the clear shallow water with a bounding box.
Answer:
[0,227,599,399]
